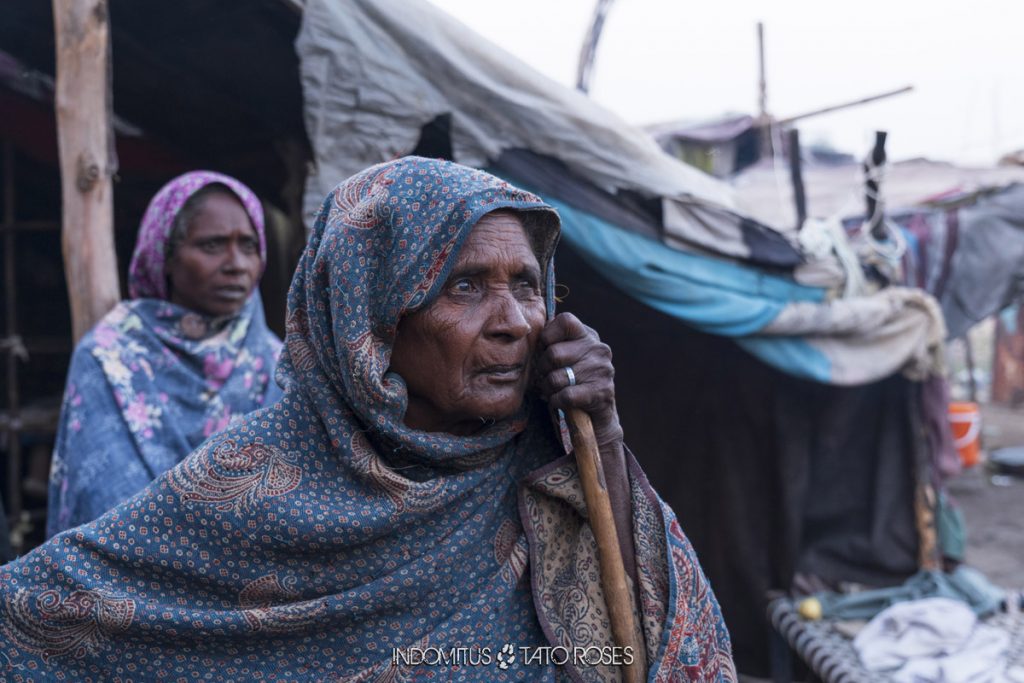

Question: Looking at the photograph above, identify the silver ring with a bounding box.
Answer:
[565,367,576,387]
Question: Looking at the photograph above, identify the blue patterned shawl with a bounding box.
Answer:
[5,158,733,682]
[46,172,283,536]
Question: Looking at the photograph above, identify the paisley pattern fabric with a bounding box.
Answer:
[46,171,282,536]
[7,157,733,681]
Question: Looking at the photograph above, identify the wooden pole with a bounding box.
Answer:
[776,86,913,127]
[565,408,646,683]
[53,0,121,343]
[964,334,979,404]
[913,470,941,571]
[756,22,772,158]
[3,142,23,550]
[787,128,807,231]
[575,0,616,94]
[757,22,767,123]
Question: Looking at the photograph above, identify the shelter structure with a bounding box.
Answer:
[1,0,955,675]
[734,157,1024,403]
[645,114,763,178]
[298,2,952,672]
[0,0,310,551]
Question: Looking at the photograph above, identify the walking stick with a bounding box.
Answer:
[565,407,647,683]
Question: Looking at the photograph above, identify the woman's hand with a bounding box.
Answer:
[535,312,623,448]
[535,312,637,586]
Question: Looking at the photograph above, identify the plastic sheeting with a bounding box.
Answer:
[941,184,1024,338]
[543,190,945,384]
[295,0,800,266]
[293,0,949,386]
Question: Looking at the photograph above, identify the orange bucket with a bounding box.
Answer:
[948,402,982,468]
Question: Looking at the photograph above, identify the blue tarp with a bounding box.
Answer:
[534,189,835,382]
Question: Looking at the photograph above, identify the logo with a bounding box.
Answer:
[390,643,634,670]
[496,643,516,670]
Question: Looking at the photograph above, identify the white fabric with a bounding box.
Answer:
[797,217,866,297]
[854,597,1013,683]
[761,287,947,383]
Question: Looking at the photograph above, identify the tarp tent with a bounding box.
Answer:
[0,0,952,674]
[297,0,949,673]
[299,0,944,386]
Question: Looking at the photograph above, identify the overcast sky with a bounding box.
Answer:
[428,0,1022,166]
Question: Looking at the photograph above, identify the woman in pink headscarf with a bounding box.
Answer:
[46,171,283,537]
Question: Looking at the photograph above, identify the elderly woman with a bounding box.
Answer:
[46,171,283,537]
[4,158,733,681]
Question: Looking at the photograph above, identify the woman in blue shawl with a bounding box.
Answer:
[46,171,283,536]
[5,158,734,681]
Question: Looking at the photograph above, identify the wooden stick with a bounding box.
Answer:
[53,0,121,343]
[565,407,647,683]
[774,86,914,126]
[914,482,941,571]
[787,128,807,231]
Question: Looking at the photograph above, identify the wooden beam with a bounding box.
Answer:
[576,0,616,94]
[964,334,979,404]
[787,128,807,230]
[53,0,121,343]
[756,22,768,122]
[755,23,773,158]
[775,86,914,127]
[3,142,23,539]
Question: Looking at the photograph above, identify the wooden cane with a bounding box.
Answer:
[565,407,647,683]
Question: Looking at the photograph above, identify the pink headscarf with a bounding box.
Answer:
[127,171,267,300]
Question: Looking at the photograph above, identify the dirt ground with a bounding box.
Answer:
[946,403,1024,587]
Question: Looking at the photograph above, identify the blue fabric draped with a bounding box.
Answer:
[3,158,734,681]
[46,295,282,536]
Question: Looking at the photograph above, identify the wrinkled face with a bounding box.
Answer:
[389,212,547,435]
[166,191,262,317]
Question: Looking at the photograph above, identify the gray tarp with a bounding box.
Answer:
[941,184,1024,338]
[296,0,776,263]
[294,0,947,385]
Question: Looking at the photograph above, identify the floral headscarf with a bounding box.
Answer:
[9,158,733,682]
[127,170,267,300]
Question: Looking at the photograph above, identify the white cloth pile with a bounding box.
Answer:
[854,597,1024,683]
